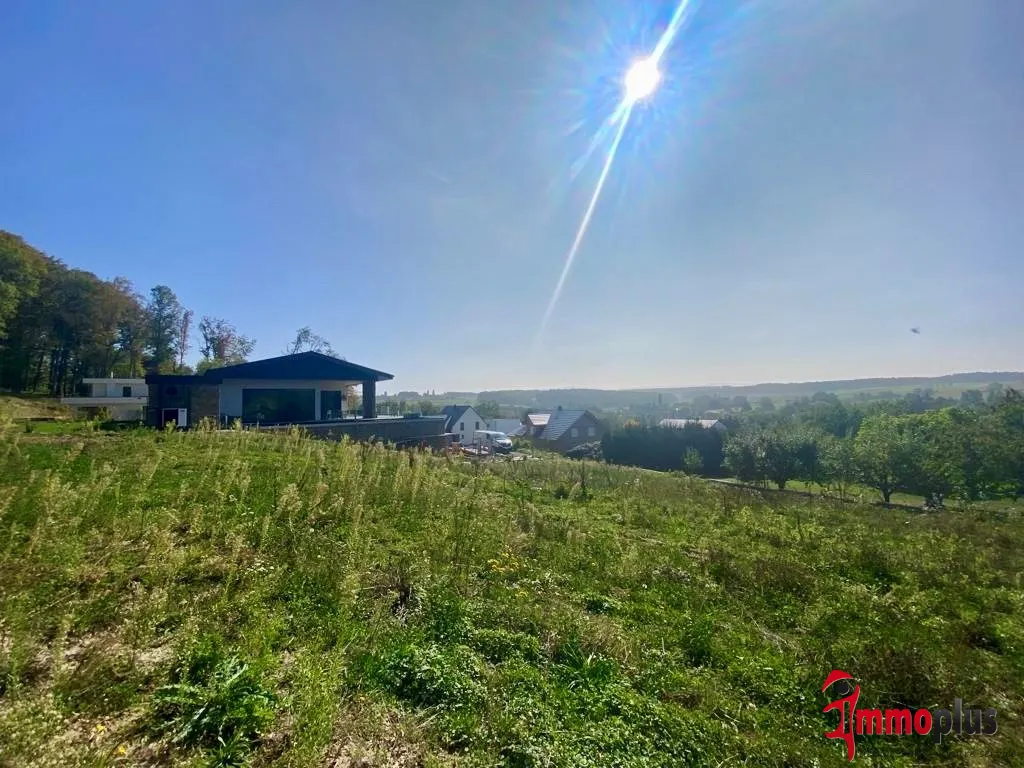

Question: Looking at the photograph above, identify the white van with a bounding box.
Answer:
[473,430,514,453]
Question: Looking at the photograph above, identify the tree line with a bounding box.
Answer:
[1,230,349,397]
[0,230,260,395]
[595,390,1024,507]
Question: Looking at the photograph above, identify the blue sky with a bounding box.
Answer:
[2,0,1022,393]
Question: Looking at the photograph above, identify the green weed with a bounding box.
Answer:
[151,637,275,764]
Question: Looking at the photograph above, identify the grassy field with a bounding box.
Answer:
[715,477,1021,514]
[0,420,1022,767]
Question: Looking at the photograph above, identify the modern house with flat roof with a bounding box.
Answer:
[62,377,148,421]
[145,351,392,427]
[144,351,448,447]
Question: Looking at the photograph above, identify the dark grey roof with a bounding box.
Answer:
[200,352,393,383]
[540,409,589,440]
[440,404,474,431]
[145,374,208,385]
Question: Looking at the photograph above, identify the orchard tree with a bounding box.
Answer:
[793,428,826,488]
[853,414,921,504]
[918,406,1012,503]
[818,435,857,501]
[758,428,802,490]
[724,433,759,484]
[682,447,704,475]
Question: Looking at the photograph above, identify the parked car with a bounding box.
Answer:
[473,430,514,453]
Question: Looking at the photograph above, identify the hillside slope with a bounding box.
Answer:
[0,394,70,421]
[0,425,1021,766]
[477,372,1024,409]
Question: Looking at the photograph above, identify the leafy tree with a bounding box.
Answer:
[42,268,136,395]
[756,396,776,412]
[758,428,802,490]
[959,389,984,409]
[989,389,1024,497]
[475,400,501,421]
[724,435,758,483]
[346,388,361,414]
[731,395,751,412]
[197,316,255,371]
[111,278,148,377]
[174,309,194,372]
[417,400,439,416]
[818,435,857,501]
[146,285,185,373]
[0,232,56,390]
[0,231,50,342]
[918,406,1014,503]
[682,448,703,475]
[793,428,825,488]
[853,414,921,504]
[285,327,337,357]
[804,399,852,438]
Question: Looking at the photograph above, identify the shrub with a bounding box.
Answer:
[469,628,542,663]
[564,441,602,461]
[377,642,486,710]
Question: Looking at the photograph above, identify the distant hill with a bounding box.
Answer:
[477,372,1024,410]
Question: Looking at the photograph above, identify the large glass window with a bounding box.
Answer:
[242,388,315,424]
[321,390,343,419]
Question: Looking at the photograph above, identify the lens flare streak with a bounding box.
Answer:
[539,101,634,336]
[538,0,695,339]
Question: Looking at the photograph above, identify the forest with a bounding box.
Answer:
[0,230,262,395]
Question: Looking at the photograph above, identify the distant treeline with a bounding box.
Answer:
[478,372,1024,412]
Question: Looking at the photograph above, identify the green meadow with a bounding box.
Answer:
[1,420,1021,766]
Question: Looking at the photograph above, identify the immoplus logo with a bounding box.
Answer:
[822,670,997,761]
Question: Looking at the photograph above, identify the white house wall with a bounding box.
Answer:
[451,408,486,444]
[218,379,358,420]
[88,381,148,398]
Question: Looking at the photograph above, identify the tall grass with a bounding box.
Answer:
[0,419,1021,766]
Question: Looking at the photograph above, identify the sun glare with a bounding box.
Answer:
[537,0,694,345]
[624,57,660,102]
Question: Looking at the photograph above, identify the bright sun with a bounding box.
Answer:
[624,57,660,102]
